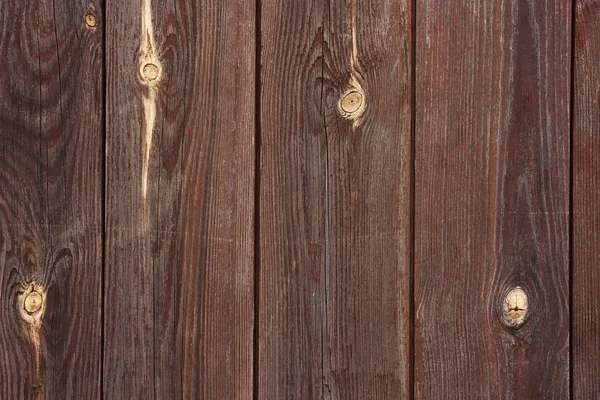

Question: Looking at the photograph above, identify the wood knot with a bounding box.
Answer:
[338,88,364,119]
[142,63,160,81]
[503,287,528,329]
[341,91,363,113]
[24,292,43,314]
[338,87,366,122]
[84,11,98,31]
[19,284,46,325]
[85,13,97,29]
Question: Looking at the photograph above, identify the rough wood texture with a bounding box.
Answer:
[259,0,412,398]
[0,0,103,398]
[415,0,571,398]
[574,1,600,397]
[103,0,255,398]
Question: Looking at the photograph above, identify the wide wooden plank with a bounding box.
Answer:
[415,0,570,398]
[259,1,412,398]
[103,0,255,398]
[573,1,600,397]
[0,1,103,398]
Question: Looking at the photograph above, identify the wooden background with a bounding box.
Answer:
[0,0,598,398]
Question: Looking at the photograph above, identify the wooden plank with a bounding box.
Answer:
[0,1,103,398]
[103,0,255,398]
[415,0,570,398]
[259,0,412,397]
[573,1,600,397]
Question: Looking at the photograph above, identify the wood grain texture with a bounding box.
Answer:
[0,0,103,398]
[415,0,570,398]
[103,0,255,398]
[259,0,411,398]
[574,1,600,397]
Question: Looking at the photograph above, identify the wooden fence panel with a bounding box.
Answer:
[259,0,412,398]
[574,0,600,397]
[0,0,104,398]
[5,0,600,398]
[103,0,255,398]
[415,0,571,398]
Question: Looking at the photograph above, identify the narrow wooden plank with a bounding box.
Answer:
[103,0,255,398]
[574,1,600,397]
[259,1,412,398]
[0,1,103,398]
[415,0,570,398]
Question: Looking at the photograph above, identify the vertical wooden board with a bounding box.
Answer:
[259,0,411,398]
[415,0,570,398]
[0,0,103,399]
[103,0,255,398]
[574,1,600,397]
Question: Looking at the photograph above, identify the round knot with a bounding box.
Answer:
[340,91,363,114]
[338,87,366,122]
[24,291,43,314]
[142,63,159,81]
[85,13,97,28]
[502,287,528,328]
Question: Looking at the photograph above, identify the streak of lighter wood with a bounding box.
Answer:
[19,284,46,397]
[346,0,365,128]
[139,0,161,204]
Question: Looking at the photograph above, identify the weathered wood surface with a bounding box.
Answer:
[574,1,600,397]
[6,0,600,398]
[0,0,104,398]
[258,0,412,398]
[103,0,255,398]
[415,0,571,398]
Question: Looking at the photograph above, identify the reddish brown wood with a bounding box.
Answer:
[415,0,571,398]
[573,1,600,397]
[0,1,103,398]
[259,1,412,398]
[103,0,255,398]
[0,1,593,397]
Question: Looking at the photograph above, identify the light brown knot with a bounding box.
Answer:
[340,91,363,114]
[24,291,43,314]
[338,87,366,122]
[502,287,528,328]
[85,13,97,28]
[142,63,159,81]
